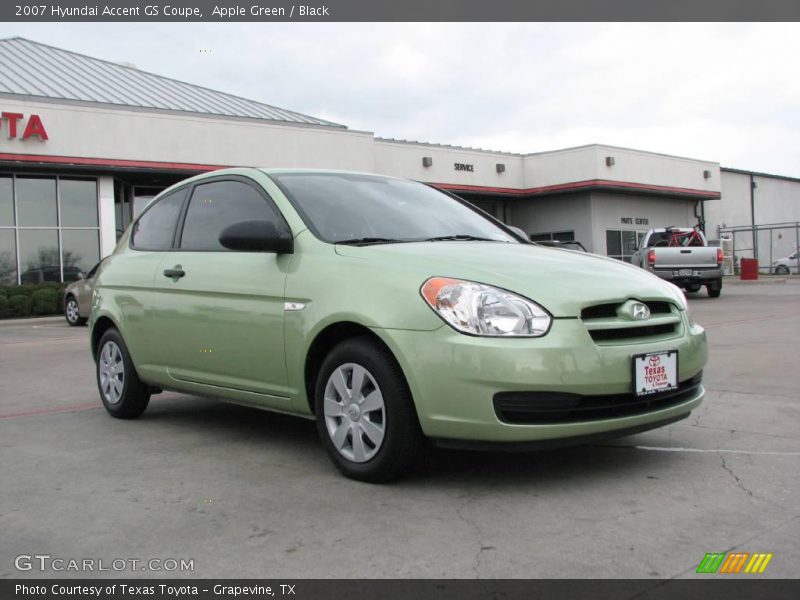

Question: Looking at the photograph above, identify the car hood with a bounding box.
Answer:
[335,241,686,317]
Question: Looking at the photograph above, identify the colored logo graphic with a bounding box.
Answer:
[696,552,773,574]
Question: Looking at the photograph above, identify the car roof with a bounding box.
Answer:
[153,167,411,199]
[257,168,407,179]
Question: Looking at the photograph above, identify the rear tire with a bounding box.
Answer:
[96,328,150,419]
[707,279,722,298]
[314,336,423,483]
[64,296,87,327]
[775,265,790,275]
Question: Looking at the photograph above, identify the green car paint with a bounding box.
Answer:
[90,167,706,449]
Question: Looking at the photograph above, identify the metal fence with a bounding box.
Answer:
[715,222,800,275]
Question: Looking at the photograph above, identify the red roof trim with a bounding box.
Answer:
[0,151,225,172]
[432,179,721,199]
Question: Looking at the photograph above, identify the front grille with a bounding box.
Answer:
[581,300,673,320]
[589,323,676,342]
[580,299,680,343]
[493,372,702,425]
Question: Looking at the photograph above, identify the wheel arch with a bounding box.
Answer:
[90,315,120,361]
[63,291,78,311]
[303,321,409,415]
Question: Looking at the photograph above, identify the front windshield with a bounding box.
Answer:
[269,172,517,244]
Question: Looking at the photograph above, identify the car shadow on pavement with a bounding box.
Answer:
[138,394,678,488]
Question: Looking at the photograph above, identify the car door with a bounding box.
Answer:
[114,187,190,373]
[149,176,291,401]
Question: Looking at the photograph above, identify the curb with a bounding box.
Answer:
[723,277,790,285]
[0,315,66,326]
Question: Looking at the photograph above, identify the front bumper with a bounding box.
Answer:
[374,314,707,443]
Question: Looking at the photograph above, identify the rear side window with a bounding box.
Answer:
[131,188,187,250]
[179,180,284,251]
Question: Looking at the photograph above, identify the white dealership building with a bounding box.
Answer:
[0,36,798,284]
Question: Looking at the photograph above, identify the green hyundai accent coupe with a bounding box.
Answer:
[89,168,707,482]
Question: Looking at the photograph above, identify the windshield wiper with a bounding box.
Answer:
[336,237,407,246]
[425,234,504,242]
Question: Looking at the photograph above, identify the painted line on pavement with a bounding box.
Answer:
[0,402,100,420]
[599,444,800,456]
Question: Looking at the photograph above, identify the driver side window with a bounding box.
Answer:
[178,180,286,251]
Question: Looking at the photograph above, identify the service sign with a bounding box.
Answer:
[633,350,678,396]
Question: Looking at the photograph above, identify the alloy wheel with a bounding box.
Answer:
[323,362,386,463]
[66,299,79,323]
[99,341,125,405]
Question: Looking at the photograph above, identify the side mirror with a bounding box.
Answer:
[507,225,529,241]
[219,220,294,254]
[77,271,87,280]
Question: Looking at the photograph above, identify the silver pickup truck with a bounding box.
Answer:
[631,227,724,297]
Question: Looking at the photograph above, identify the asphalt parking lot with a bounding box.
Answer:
[1,280,798,579]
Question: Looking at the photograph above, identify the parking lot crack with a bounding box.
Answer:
[719,454,756,500]
[455,494,492,581]
[718,454,786,509]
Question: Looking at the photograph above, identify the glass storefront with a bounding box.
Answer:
[531,230,576,242]
[0,174,100,284]
[114,181,169,241]
[606,229,646,263]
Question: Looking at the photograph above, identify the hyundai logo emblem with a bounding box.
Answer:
[631,302,650,320]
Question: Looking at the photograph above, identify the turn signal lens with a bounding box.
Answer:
[420,277,551,337]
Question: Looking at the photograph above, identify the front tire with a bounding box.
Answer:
[64,296,87,326]
[775,265,790,275]
[314,336,423,483]
[96,328,150,419]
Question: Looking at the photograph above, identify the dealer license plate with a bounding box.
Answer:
[633,351,678,397]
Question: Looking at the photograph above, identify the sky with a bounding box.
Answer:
[1,22,799,177]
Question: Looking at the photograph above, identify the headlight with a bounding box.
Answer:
[420,277,551,337]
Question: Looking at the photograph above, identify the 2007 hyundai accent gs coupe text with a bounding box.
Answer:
[89,168,708,482]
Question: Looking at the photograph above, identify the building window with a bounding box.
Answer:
[0,228,16,284]
[606,229,646,263]
[16,177,58,227]
[530,230,575,242]
[60,179,99,227]
[0,174,101,285]
[0,177,14,227]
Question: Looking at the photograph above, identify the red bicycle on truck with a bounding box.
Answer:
[665,224,706,248]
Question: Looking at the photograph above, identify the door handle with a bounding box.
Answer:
[163,266,186,279]
[680,249,691,254]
